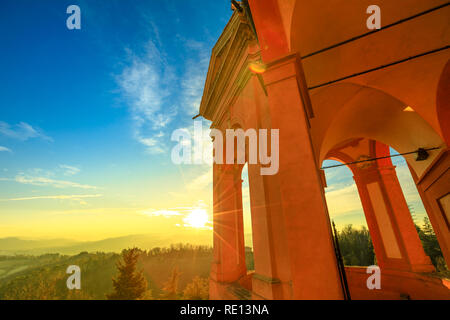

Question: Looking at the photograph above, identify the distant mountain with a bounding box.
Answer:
[0,237,80,253]
[0,230,215,255]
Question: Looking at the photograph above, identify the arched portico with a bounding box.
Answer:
[311,80,450,269]
[200,1,450,299]
[210,163,247,291]
[325,139,435,273]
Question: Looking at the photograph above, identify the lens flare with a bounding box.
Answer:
[248,62,267,74]
[184,208,209,228]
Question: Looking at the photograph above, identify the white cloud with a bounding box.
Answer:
[116,32,211,155]
[59,164,81,176]
[325,184,364,217]
[139,202,212,230]
[0,121,52,142]
[12,175,98,190]
[180,40,210,116]
[140,209,182,218]
[117,41,176,154]
[0,194,102,201]
[0,146,12,153]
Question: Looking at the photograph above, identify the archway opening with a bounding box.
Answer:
[241,163,254,272]
[322,159,376,267]
[390,148,448,274]
[322,137,446,275]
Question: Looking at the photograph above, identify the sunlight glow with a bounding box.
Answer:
[184,208,209,229]
[403,106,414,112]
[248,62,267,74]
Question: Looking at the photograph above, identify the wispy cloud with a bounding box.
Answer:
[0,146,12,153]
[180,39,210,116]
[117,41,176,154]
[1,175,98,190]
[0,121,52,142]
[0,194,102,201]
[140,209,182,218]
[325,184,364,217]
[139,201,209,218]
[139,201,212,229]
[59,164,81,176]
[116,17,212,155]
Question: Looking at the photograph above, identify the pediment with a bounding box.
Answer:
[199,11,258,124]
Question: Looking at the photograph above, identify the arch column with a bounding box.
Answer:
[258,53,343,299]
[411,149,450,267]
[210,164,247,299]
[247,164,293,300]
[353,164,435,272]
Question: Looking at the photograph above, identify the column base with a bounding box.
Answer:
[380,258,435,273]
[210,261,247,283]
[209,278,252,300]
[251,273,292,300]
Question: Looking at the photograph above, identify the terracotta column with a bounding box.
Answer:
[259,53,344,299]
[411,149,450,267]
[247,164,293,299]
[210,164,247,298]
[353,163,435,272]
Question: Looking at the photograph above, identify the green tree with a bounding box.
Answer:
[107,248,151,300]
[182,276,209,300]
[337,225,375,266]
[416,217,448,273]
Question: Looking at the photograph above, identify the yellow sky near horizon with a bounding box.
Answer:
[0,154,428,247]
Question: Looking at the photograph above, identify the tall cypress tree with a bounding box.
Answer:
[107,248,150,300]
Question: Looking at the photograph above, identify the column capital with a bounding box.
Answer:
[263,53,301,87]
[216,164,242,176]
[262,52,314,120]
[353,166,380,183]
[353,164,396,182]
[377,164,397,175]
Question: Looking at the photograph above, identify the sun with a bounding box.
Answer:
[184,208,209,229]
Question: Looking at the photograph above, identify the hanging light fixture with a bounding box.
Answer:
[321,147,440,170]
[416,148,430,161]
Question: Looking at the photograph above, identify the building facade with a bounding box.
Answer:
[198,0,450,300]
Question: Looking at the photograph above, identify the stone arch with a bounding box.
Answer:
[322,152,378,267]
[315,83,444,178]
[289,0,448,56]
[323,138,435,273]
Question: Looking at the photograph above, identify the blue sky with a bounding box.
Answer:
[0,1,427,243]
[0,0,231,240]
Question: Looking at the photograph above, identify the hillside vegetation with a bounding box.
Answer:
[0,244,255,300]
[0,220,447,300]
